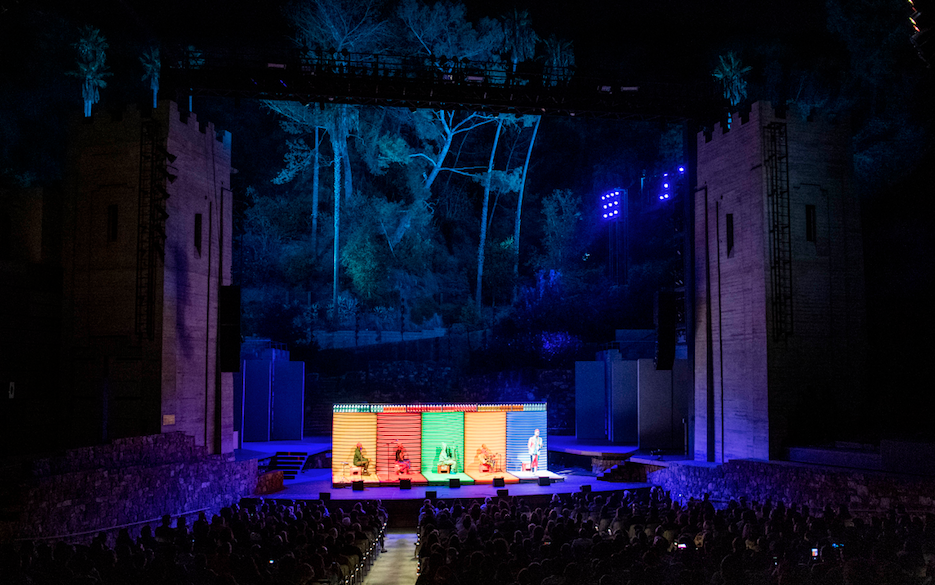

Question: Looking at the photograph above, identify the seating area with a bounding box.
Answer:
[0,499,387,585]
[414,488,935,585]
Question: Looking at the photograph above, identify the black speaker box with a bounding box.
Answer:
[352,480,364,491]
[580,484,592,493]
[426,490,437,500]
[319,492,331,501]
[399,479,411,489]
[449,478,460,488]
[654,290,676,370]
[497,489,509,498]
[493,477,505,488]
[538,476,550,486]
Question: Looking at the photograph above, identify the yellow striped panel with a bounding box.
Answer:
[464,411,506,473]
[332,412,377,476]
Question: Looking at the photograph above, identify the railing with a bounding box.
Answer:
[162,46,722,121]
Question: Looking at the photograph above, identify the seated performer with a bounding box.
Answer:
[394,440,411,474]
[479,444,493,471]
[438,442,456,472]
[353,442,370,474]
[527,428,542,472]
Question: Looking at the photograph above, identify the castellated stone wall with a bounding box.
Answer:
[693,102,866,462]
[1,433,257,543]
[61,101,234,453]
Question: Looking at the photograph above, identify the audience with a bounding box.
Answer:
[415,488,935,585]
[0,499,386,585]
[5,487,935,585]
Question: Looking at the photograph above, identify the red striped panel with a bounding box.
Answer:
[376,413,422,477]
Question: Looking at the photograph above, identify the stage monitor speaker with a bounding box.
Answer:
[654,290,676,370]
[497,489,509,498]
[352,480,364,491]
[219,285,241,372]
[493,477,505,488]
[449,478,460,488]
[538,476,550,486]
[580,484,592,493]
[400,479,412,489]
[319,492,331,501]
[426,490,437,500]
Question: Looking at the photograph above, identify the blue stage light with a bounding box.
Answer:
[678,166,685,173]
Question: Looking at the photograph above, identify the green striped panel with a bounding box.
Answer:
[420,412,465,474]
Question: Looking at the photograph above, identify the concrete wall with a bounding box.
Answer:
[638,358,691,452]
[693,102,866,462]
[575,361,605,440]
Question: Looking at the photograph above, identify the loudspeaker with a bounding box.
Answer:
[493,477,505,488]
[449,478,460,488]
[319,492,331,501]
[538,476,550,486]
[580,484,591,493]
[426,490,437,500]
[654,290,676,370]
[497,489,509,498]
[399,479,411,489]
[352,480,364,491]
[219,286,241,372]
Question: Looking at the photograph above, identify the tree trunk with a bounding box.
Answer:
[513,116,540,300]
[312,126,320,258]
[476,117,503,316]
[424,121,453,191]
[331,132,342,329]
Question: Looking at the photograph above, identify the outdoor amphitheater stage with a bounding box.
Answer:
[235,435,652,505]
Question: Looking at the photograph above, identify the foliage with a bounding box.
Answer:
[139,46,159,108]
[711,51,752,107]
[67,26,110,117]
[537,189,582,271]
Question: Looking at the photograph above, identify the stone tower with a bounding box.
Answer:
[693,102,866,462]
[62,101,235,454]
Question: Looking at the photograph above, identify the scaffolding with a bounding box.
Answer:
[135,120,170,341]
[763,122,793,341]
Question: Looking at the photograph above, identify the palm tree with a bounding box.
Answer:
[68,26,111,117]
[502,9,538,74]
[712,52,752,107]
[543,35,574,87]
[140,47,160,109]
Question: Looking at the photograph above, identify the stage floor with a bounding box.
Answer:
[235,437,651,502]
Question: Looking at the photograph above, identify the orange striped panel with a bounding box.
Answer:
[464,411,506,473]
[332,412,377,476]
[376,413,422,476]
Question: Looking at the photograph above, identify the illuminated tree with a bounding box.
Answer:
[139,46,159,109]
[512,115,540,296]
[711,51,752,107]
[68,26,110,117]
[543,35,574,87]
[501,8,538,74]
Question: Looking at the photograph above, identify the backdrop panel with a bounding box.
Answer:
[332,413,377,478]
[506,410,548,472]
[421,412,465,474]
[464,411,506,473]
[376,413,422,477]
